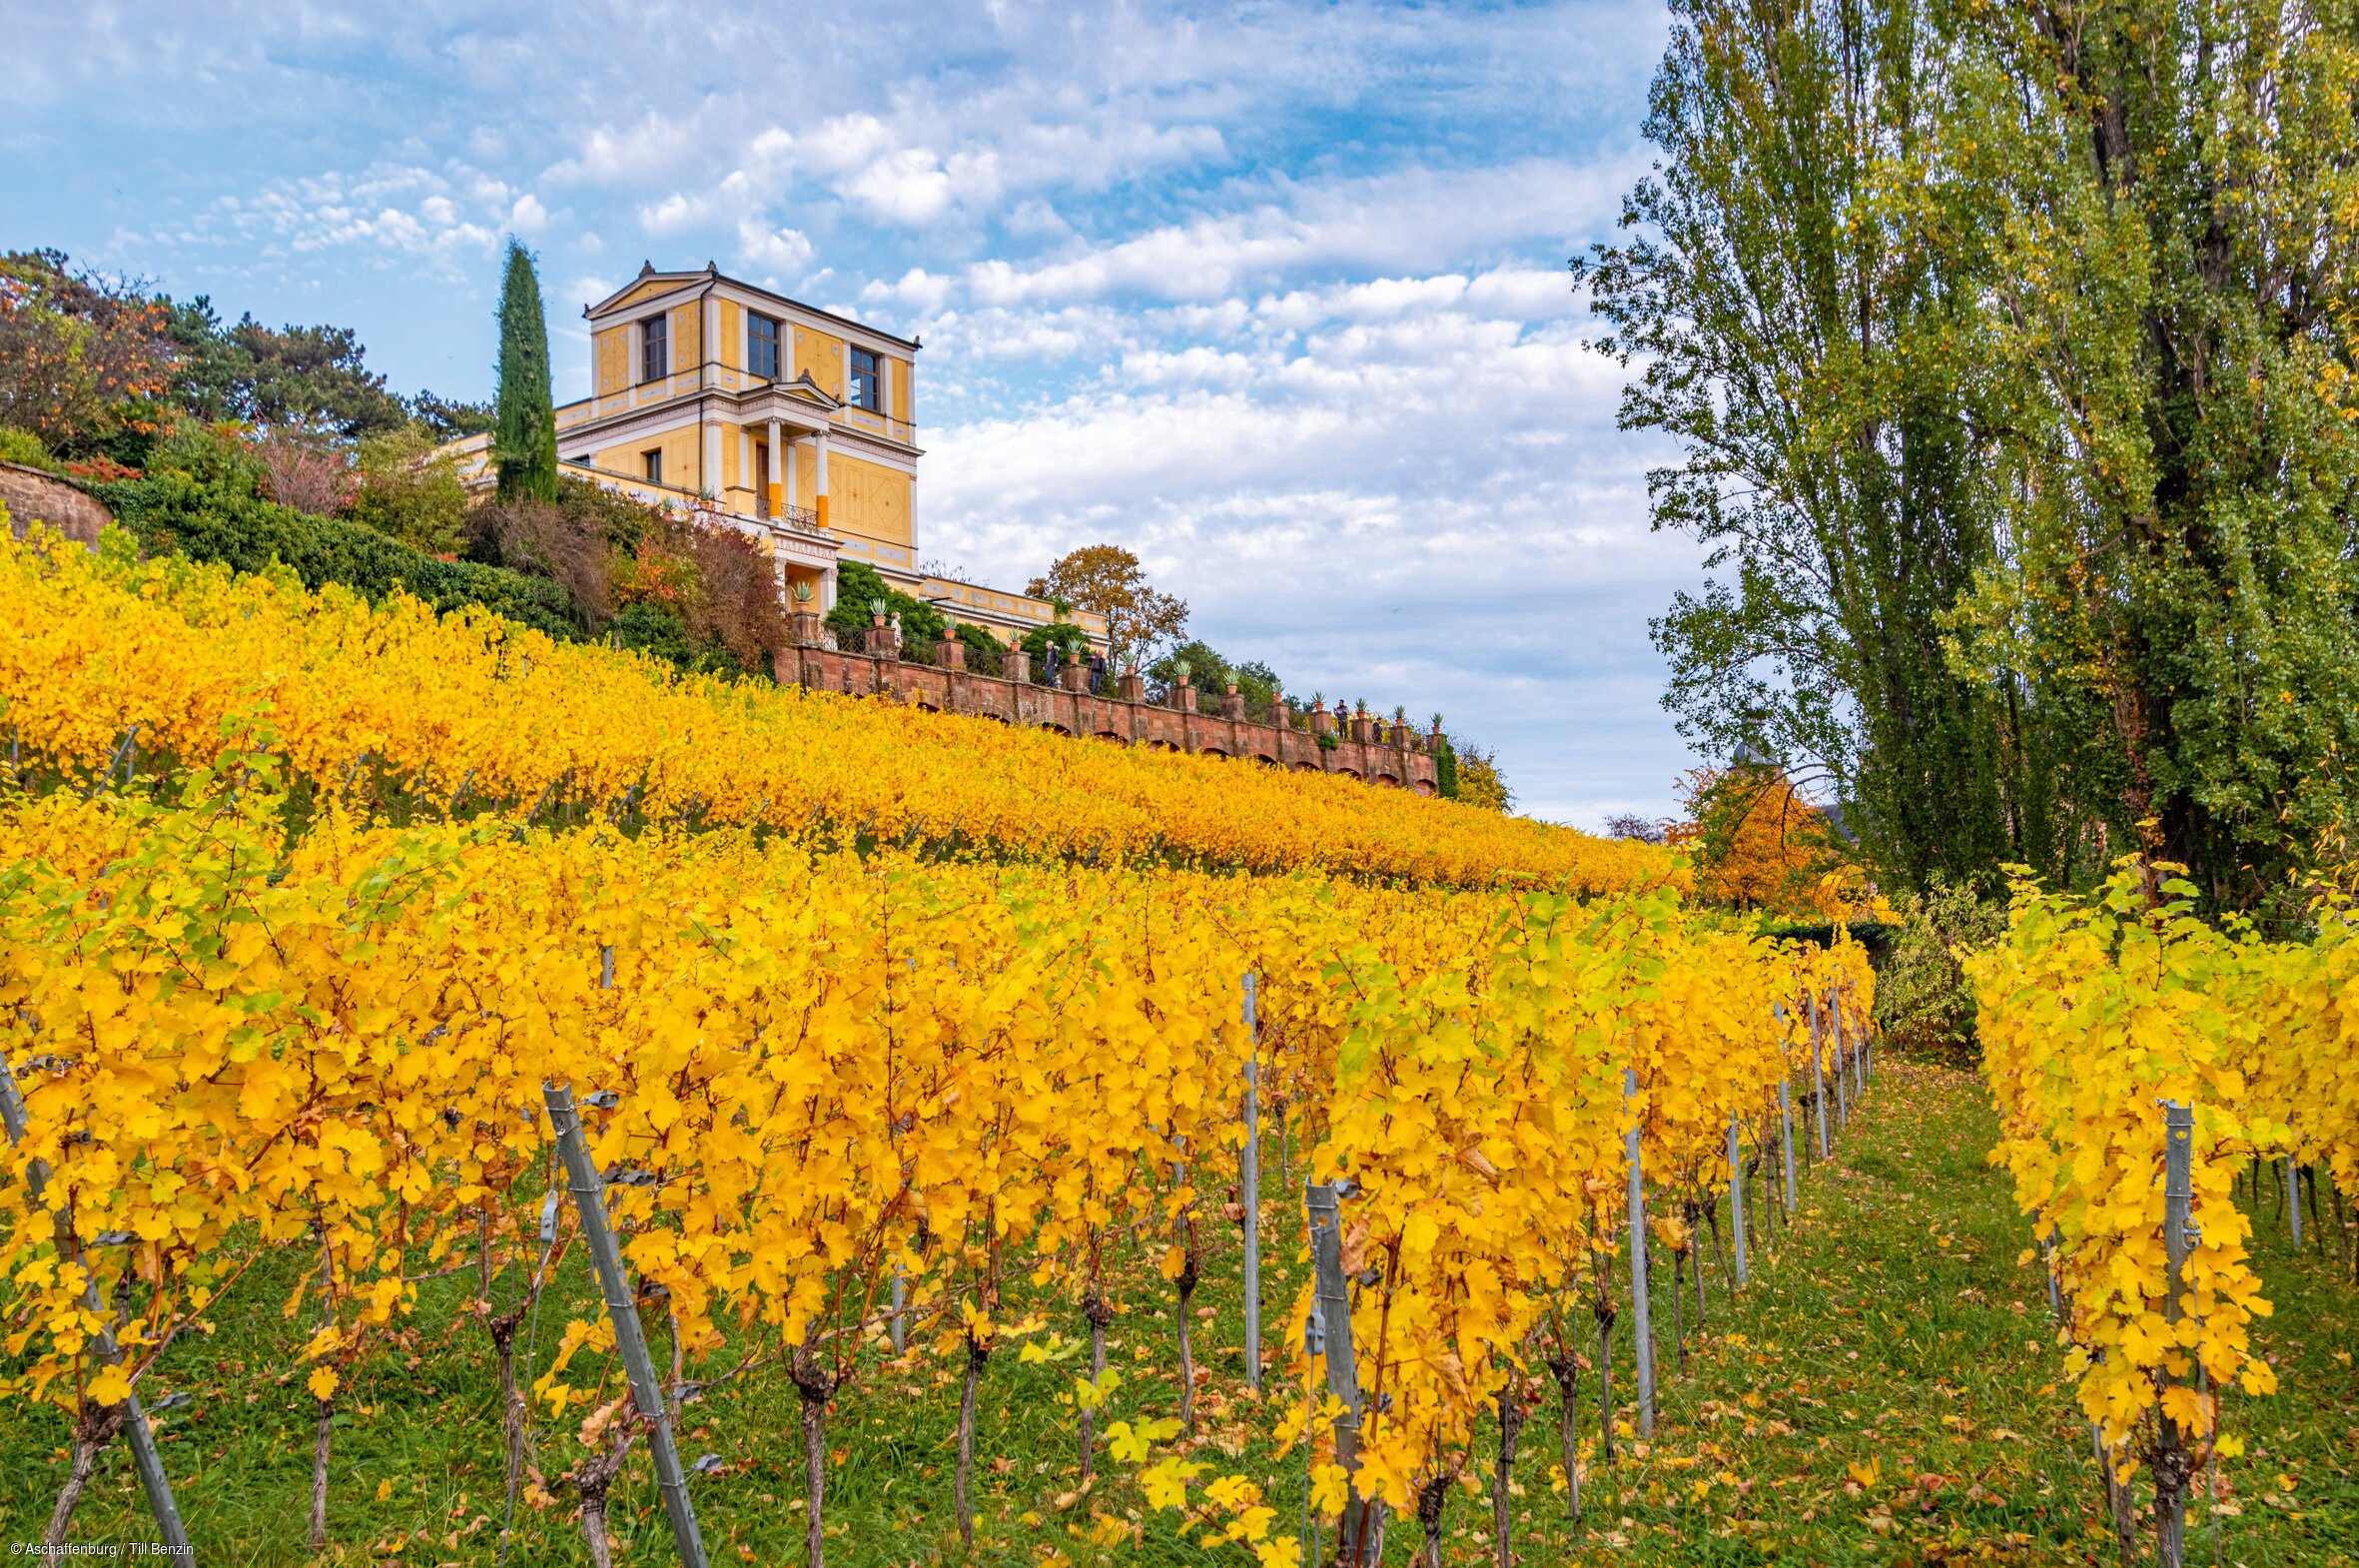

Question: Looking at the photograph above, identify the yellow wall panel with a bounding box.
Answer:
[592,426,701,490]
[595,329,629,394]
[832,454,912,546]
[796,326,845,398]
[890,357,913,423]
[719,301,740,370]
[673,302,703,375]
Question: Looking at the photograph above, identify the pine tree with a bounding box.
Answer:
[492,239,558,504]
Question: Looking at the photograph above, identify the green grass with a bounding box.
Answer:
[7,1057,2356,1565]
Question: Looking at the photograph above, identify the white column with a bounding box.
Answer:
[767,418,783,517]
[783,434,799,510]
[704,295,720,384]
[814,431,831,530]
[820,563,837,613]
[703,423,721,499]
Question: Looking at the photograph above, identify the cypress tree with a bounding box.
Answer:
[492,239,558,503]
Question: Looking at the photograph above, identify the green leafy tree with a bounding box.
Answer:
[1149,638,1231,692]
[1575,0,2026,894]
[1019,620,1090,662]
[162,297,408,437]
[1026,544,1187,669]
[825,558,944,646]
[1449,737,1510,813]
[1943,0,2359,912]
[0,250,174,453]
[492,241,559,504]
[407,391,494,442]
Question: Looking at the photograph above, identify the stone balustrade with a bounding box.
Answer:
[774,629,1440,794]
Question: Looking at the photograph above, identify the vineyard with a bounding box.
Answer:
[7,527,2358,1567]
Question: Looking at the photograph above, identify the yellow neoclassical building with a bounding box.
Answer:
[444,261,1101,647]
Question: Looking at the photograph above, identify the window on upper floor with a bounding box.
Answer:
[640,314,668,382]
[642,447,663,484]
[849,347,884,411]
[749,313,781,381]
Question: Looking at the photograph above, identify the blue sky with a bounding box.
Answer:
[6,0,1711,828]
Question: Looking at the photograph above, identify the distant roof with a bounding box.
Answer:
[584,261,920,354]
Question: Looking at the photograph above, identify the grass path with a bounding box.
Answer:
[6,1057,2356,1564]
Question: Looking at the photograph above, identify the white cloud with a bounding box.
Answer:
[963,158,1636,308]
[19,0,1694,822]
[842,146,959,225]
[735,220,814,273]
[863,267,954,314]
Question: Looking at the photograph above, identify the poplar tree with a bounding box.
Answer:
[492,239,558,504]
[1585,0,2359,912]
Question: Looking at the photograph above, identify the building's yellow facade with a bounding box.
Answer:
[446,262,1102,650]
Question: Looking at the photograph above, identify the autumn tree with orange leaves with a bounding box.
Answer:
[1669,764,1871,919]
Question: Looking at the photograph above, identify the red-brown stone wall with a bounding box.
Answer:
[776,645,1438,795]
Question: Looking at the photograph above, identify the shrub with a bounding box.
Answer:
[1875,877,2007,1063]
[347,427,468,556]
[92,470,581,642]
[0,425,57,470]
[1020,619,1090,663]
[251,425,355,516]
[826,557,943,646]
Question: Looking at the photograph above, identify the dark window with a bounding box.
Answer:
[749,314,781,380]
[640,315,668,382]
[849,347,883,411]
[642,448,663,483]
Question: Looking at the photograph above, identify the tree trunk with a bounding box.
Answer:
[311,1394,335,1548]
[1590,1279,1616,1463]
[1177,1245,1201,1433]
[1670,1246,1687,1372]
[573,1430,632,1568]
[44,1399,125,1547]
[1689,1202,1712,1328]
[1494,1380,1526,1568]
[1080,1286,1113,1477]
[793,1341,837,1568]
[1704,1194,1731,1293]
[1416,1472,1449,1567]
[487,1307,528,1521]
[1543,1347,1580,1522]
[2100,1437,2136,1567]
[956,1331,987,1547]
